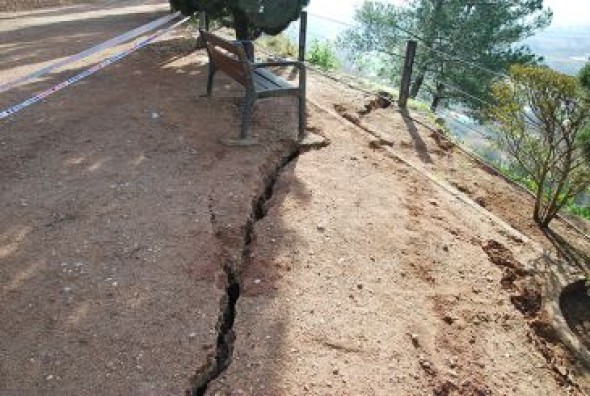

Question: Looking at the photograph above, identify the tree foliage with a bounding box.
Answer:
[580,62,590,93]
[171,0,309,39]
[489,65,590,227]
[307,39,339,70]
[341,0,551,112]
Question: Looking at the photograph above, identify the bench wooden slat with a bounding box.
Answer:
[253,73,277,90]
[201,30,246,59]
[254,69,294,90]
[208,45,248,86]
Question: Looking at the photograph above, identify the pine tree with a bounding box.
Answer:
[342,0,552,112]
[171,0,309,40]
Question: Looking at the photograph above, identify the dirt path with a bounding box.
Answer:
[0,3,300,394]
[2,3,590,395]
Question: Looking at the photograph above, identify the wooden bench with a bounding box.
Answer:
[200,30,306,145]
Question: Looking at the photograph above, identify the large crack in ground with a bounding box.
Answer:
[189,136,328,395]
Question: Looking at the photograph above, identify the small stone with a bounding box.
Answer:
[410,334,420,347]
[442,315,455,325]
[46,374,54,381]
[189,332,197,339]
[254,279,261,284]
[151,112,160,119]
[111,281,118,287]
[448,357,459,368]
[332,369,339,375]
[63,287,72,294]
[418,356,436,375]
[555,365,568,377]
[316,224,326,232]
[357,283,363,290]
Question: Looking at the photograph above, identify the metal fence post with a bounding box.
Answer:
[398,40,417,108]
[299,11,308,62]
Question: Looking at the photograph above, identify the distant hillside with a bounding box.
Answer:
[525,26,590,75]
[287,15,590,76]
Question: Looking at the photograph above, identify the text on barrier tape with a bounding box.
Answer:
[0,16,190,120]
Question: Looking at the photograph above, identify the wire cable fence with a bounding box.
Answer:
[206,11,590,233]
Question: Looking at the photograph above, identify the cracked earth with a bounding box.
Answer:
[2,1,590,395]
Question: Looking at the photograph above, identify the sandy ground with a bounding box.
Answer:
[2,1,590,395]
[1,2,298,394]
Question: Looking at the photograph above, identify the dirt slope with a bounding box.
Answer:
[205,79,580,394]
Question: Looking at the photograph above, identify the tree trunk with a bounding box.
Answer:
[411,0,444,98]
[410,71,425,98]
[430,83,444,112]
[232,8,250,40]
[231,8,255,60]
[540,216,552,229]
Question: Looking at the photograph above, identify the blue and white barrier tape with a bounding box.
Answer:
[0,16,190,120]
[0,12,181,94]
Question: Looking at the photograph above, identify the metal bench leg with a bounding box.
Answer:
[206,65,216,97]
[298,93,306,140]
[240,91,256,139]
[220,91,258,146]
[298,67,307,140]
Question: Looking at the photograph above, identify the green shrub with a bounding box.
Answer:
[258,34,298,58]
[579,62,590,93]
[566,201,590,220]
[489,65,590,228]
[307,39,339,70]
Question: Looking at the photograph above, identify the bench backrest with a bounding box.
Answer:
[200,30,251,87]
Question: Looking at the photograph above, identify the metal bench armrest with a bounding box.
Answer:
[252,61,305,70]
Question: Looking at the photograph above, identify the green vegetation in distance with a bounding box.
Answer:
[488,64,590,228]
[579,62,590,92]
[407,96,590,222]
[307,39,339,71]
[258,34,298,58]
[341,0,551,112]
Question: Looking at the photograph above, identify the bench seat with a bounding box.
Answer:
[200,30,306,144]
